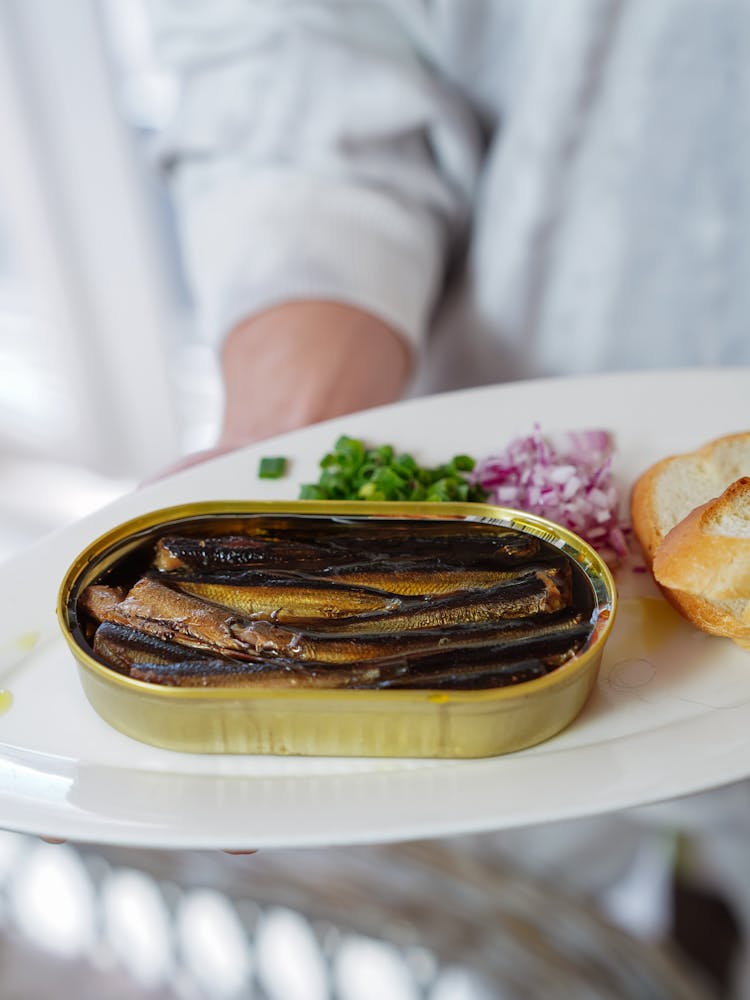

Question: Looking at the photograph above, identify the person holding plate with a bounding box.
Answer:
[147,0,750,993]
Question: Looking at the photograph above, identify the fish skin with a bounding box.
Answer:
[377,657,554,690]
[83,577,265,660]
[127,627,586,690]
[83,584,590,691]
[81,565,570,661]
[321,526,544,565]
[129,658,396,689]
[92,620,221,673]
[306,565,571,634]
[318,559,567,596]
[153,522,545,575]
[274,516,537,548]
[160,559,571,633]
[153,534,347,573]
[78,585,127,622]
[368,626,588,687]
[82,577,589,686]
[128,655,543,690]
[77,519,594,691]
[221,561,561,597]
[169,575,402,623]
[245,608,588,664]
[131,659,260,687]
[81,577,399,662]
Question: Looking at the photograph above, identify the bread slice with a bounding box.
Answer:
[630,432,750,559]
[653,478,750,600]
[630,433,750,646]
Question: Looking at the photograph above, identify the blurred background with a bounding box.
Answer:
[0,1,744,998]
[0,0,221,562]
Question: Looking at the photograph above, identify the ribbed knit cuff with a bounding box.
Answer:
[176,168,446,356]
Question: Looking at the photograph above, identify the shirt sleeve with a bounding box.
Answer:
[149,0,483,357]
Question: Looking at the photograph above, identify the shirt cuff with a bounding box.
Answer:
[176,167,447,358]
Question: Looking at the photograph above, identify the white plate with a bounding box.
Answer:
[1,368,749,849]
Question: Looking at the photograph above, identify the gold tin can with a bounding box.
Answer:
[57,501,616,758]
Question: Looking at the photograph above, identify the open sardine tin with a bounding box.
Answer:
[57,501,617,758]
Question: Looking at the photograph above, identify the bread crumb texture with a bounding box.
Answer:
[631,434,750,646]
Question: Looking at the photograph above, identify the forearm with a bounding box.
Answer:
[154,4,479,388]
[218,301,411,449]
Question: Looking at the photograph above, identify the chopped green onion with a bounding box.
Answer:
[298,436,486,503]
[258,456,287,479]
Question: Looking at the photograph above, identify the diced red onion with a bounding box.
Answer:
[472,426,630,565]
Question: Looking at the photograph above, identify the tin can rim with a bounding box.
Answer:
[56,499,617,704]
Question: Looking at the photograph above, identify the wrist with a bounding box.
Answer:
[218,301,411,448]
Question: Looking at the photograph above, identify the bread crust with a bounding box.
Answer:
[658,586,750,645]
[630,436,750,646]
[653,480,750,601]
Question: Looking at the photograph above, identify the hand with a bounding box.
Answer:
[218,300,411,450]
[149,301,411,480]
